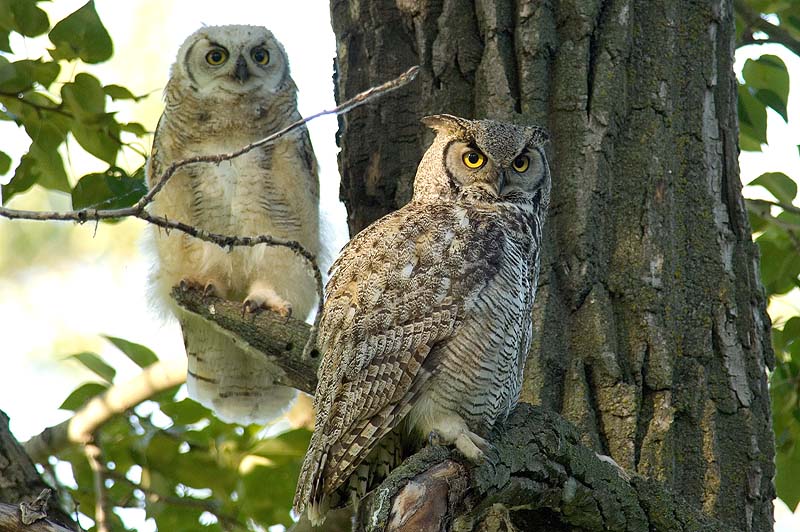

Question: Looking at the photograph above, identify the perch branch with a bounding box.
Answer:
[24,359,186,462]
[0,65,421,322]
[171,285,318,394]
[357,404,730,532]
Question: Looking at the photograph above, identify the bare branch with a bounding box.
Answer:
[24,359,186,462]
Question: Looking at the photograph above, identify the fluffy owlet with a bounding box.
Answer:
[294,114,550,524]
[146,25,320,425]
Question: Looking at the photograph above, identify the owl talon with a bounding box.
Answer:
[203,282,219,298]
[179,278,198,291]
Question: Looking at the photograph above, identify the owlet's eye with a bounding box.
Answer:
[205,48,228,65]
[462,151,486,169]
[251,47,270,65]
[512,155,530,173]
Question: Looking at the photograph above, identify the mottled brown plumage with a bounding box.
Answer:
[294,115,550,524]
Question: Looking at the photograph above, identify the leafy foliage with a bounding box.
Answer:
[0,0,147,206]
[736,0,800,509]
[55,338,310,531]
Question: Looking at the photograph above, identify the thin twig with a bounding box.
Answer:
[0,65,421,327]
[84,442,110,532]
[734,0,800,56]
[746,197,800,216]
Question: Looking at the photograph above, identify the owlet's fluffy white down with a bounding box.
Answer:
[146,25,321,425]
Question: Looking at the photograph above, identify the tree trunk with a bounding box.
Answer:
[330,0,775,530]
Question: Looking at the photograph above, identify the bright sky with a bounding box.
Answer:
[0,2,798,530]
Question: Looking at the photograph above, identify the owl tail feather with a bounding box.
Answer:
[294,441,331,526]
[181,313,297,425]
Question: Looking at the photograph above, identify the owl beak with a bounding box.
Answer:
[233,55,250,83]
[495,171,507,195]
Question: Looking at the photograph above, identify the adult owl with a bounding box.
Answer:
[146,25,320,425]
[294,114,550,524]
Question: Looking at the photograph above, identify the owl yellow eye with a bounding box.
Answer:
[251,47,270,65]
[462,151,486,169]
[512,155,530,172]
[205,48,228,66]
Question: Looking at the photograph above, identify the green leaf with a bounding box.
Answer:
[773,376,800,507]
[59,382,108,411]
[71,117,121,164]
[48,1,113,64]
[239,430,311,526]
[120,122,148,136]
[104,335,158,368]
[159,399,210,425]
[758,238,800,296]
[737,84,767,150]
[783,317,800,345]
[71,167,146,210]
[103,84,136,100]
[61,73,106,118]
[0,0,50,38]
[28,142,70,191]
[2,141,71,203]
[0,31,10,53]
[0,151,10,175]
[754,88,788,122]
[742,55,790,122]
[750,172,797,204]
[1,155,37,204]
[67,352,116,383]
[0,59,60,93]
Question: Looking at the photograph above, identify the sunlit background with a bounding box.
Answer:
[0,2,798,530]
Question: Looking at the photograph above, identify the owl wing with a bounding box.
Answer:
[145,113,168,188]
[293,124,319,202]
[295,201,506,520]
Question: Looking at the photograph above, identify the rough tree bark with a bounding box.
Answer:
[330,0,774,531]
[0,412,77,531]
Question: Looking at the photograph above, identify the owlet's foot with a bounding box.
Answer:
[243,282,292,318]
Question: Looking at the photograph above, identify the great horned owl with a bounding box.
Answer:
[146,25,320,425]
[294,114,550,524]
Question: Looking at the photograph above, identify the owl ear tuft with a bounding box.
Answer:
[421,114,470,135]
[525,126,550,147]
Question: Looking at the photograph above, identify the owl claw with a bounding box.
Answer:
[454,430,494,463]
[178,278,222,299]
[179,278,200,291]
[203,282,219,298]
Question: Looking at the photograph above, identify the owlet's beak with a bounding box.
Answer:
[234,55,249,83]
